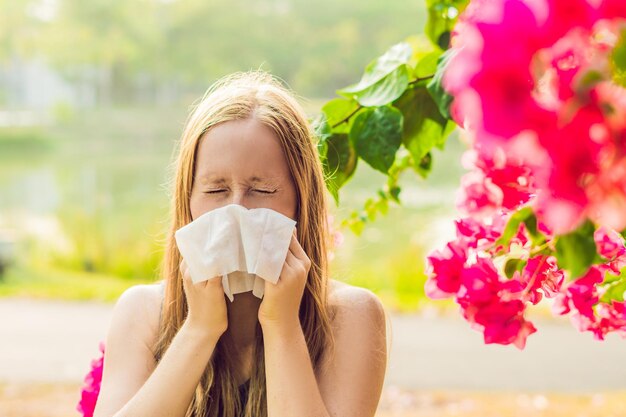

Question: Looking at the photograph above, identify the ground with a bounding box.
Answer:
[1,297,624,416]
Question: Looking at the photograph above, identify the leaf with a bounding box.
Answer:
[322,133,358,205]
[610,28,626,87]
[388,185,401,203]
[425,0,470,49]
[414,50,442,79]
[338,42,412,106]
[495,206,534,248]
[349,106,403,175]
[393,87,452,175]
[321,98,360,133]
[426,46,459,120]
[600,268,626,303]
[311,113,330,160]
[340,65,410,107]
[413,151,433,179]
[555,219,600,280]
[504,258,527,279]
[404,34,442,74]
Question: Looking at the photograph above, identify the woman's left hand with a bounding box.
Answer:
[258,227,311,332]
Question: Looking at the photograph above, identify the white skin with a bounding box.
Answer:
[94,117,387,417]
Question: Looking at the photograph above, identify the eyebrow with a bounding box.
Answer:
[201,175,280,185]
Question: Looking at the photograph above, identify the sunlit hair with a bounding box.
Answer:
[152,70,336,417]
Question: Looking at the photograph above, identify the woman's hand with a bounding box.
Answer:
[180,258,228,340]
[258,227,311,332]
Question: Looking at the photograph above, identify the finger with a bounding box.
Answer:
[284,249,297,268]
[288,232,308,261]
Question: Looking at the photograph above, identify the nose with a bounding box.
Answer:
[227,189,250,209]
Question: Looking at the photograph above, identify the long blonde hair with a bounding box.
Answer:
[152,70,335,417]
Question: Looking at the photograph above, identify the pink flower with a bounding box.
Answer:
[519,255,565,304]
[477,301,537,349]
[594,226,626,274]
[424,241,468,298]
[77,341,105,417]
[456,170,504,216]
[552,267,604,319]
[456,257,536,349]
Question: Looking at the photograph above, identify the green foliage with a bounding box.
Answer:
[337,42,412,106]
[424,0,470,49]
[349,105,403,174]
[611,28,626,87]
[394,86,453,177]
[600,268,626,303]
[555,220,606,280]
[426,46,459,120]
[495,207,542,249]
[2,0,431,101]
[0,128,56,157]
[504,257,527,279]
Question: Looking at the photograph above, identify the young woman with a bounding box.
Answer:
[93,70,387,417]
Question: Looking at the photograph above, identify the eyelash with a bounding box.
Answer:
[205,189,275,194]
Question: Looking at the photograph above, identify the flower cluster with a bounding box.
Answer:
[77,340,105,417]
[425,0,626,348]
[446,0,626,235]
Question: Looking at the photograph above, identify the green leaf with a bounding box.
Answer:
[611,28,626,87]
[339,65,410,107]
[600,268,626,303]
[393,87,452,174]
[413,151,433,179]
[426,46,459,120]
[504,258,527,279]
[338,42,412,106]
[311,113,331,160]
[349,106,403,175]
[555,219,600,280]
[388,185,401,203]
[404,34,442,73]
[321,98,360,133]
[322,133,358,205]
[414,50,442,79]
[425,0,470,49]
[495,206,534,248]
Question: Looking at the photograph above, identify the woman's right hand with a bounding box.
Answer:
[180,258,228,339]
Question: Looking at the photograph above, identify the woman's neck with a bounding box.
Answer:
[225,292,262,349]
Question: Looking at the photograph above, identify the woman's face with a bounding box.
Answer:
[189,118,298,221]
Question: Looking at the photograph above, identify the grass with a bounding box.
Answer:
[0,264,155,303]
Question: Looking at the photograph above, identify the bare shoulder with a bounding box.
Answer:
[328,279,386,326]
[93,281,165,416]
[316,279,387,416]
[112,281,164,353]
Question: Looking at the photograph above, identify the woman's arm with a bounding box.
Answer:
[93,286,220,417]
[262,319,331,417]
[262,287,387,417]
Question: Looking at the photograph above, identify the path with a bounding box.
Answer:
[0,297,624,392]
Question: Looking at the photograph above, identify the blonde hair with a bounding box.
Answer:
[152,70,335,417]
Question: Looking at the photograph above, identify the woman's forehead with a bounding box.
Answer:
[196,173,284,186]
[194,119,291,183]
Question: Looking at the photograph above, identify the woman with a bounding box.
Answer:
[93,70,387,417]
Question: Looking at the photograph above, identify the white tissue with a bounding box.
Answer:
[174,204,297,301]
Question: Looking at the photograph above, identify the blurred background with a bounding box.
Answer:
[0,1,623,416]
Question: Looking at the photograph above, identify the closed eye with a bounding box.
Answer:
[204,189,276,194]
